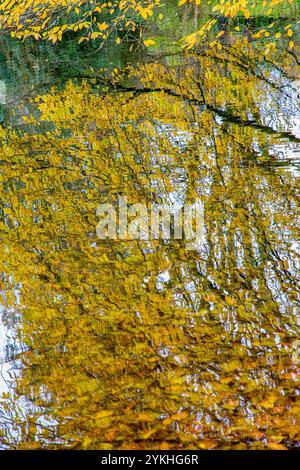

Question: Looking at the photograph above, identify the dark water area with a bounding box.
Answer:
[0,27,300,449]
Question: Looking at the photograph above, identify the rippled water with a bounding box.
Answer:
[0,34,299,449]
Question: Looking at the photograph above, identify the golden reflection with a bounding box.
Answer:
[0,41,299,449]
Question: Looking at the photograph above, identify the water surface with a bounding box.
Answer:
[0,34,300,449]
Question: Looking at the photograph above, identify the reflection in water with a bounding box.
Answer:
[0,38,300,449]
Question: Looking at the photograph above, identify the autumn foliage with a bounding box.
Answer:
[0,0,297,48]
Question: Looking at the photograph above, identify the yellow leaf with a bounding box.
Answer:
[225,296,235,306]
[143,39,155,47]
[244,9,250,19]
[267,443,288,450]
[98,22,108,31]
[94,410,113,419]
